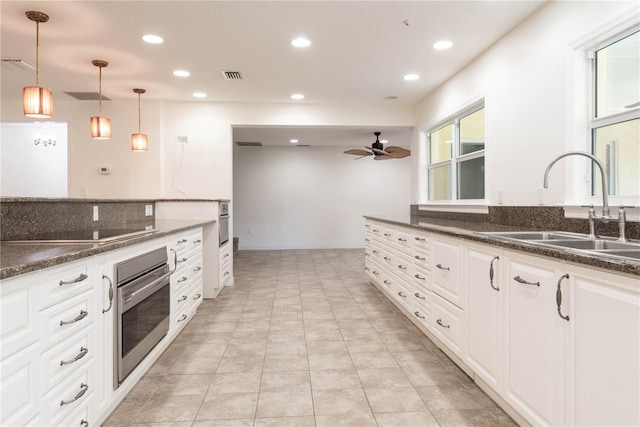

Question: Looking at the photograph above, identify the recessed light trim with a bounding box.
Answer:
[142,34,164,44]
[433,40,453,50]
[192,92,207,98]
[291,37,311,48]
[173,70,190,77]
[291,93,304,100]
[290,139,299,143]
[403,74,420,81]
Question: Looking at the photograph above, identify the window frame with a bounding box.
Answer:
[424,101,486,203]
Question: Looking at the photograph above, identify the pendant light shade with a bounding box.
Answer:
[23,11,53,118]
[131,88,148,152]
[90,60,111,139]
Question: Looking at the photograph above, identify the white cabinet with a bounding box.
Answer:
[503,250,567,427]
[464,242,502,392]
[219,241,232,288]
[431,236,463,309]
[569,265,640,427]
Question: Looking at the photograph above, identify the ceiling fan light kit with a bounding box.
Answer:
[343,131,411,160]
[23,11,53,118]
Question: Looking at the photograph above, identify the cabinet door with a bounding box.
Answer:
[571,267,640,426]
[503,251,566,427]
[465,243,502,392]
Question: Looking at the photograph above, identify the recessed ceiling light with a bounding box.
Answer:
[291,93,304,100]
[403,74,420,81]
[290,139,299,143]
[291,37,311,48]
[433,40,453,50]
[173,70,190,77]
[142,34,164,44]
[192,92,207,98]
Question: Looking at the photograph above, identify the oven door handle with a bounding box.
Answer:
[122,271,171,309]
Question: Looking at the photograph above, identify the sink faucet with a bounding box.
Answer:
[543,151,613,238]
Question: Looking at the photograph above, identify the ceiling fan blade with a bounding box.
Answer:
[384,146,411,158]
[374,154,393,160]
[371,148,387,155]
[344,149,372,156]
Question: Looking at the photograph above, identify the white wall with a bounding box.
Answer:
[234,145,411,249]
[1,122,68,197]
[412,1,638,207]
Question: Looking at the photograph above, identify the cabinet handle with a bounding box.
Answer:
[398,265,407,270]
[60,383,89,406]
[556,274,570,321]
[373,250,379,254]
[365,252,370,257]
[397,291,407,298]
[193,293,202,300]
[224,253,230,258]
[414,311,425,319]
[384,233,392,237]
[384,256,392,261]
[177,238,187,244]
[383,280,391,285]
[513,275,540,287]
[178,314,187,322]
[414,255,426,261]
[193,239,202,243]
[193,266,202,272]
[60,310,88,326]
[102,274,113,313]
[365,224,371,229]
[489,256,500,292]
[60,347,89,366]
[177,295,187,302]
[373,229,379,233]
[59,273,88,286]
[398,238,407,242]
[177,257,188,264]
[365,238,371,242]
[80,420,89,427]
[414,292,426,300]
[170,249,178,273]
[224,271,230,276]
[436,319,450,329]
[372,270,379,276]
[436,264,450,271]
[414,274,426,280]
[177,276,188,283]
[414,237,426,242]
[364,266,370,271]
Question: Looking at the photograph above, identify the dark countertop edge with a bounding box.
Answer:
[365,215,640,277]
[0,219,215,281]
[1,198,221,203]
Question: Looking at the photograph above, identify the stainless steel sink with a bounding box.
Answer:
[484,231,588,241]
[540,239,638,250]
[594,249,640,260]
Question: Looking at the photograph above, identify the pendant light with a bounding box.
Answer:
[90,60,112,139]
[23,11,53,118]
[131,88,148,152]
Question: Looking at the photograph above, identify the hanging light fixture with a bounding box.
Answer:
[90,60,112,139]
[23,11,53,118]
[131,88,148,151]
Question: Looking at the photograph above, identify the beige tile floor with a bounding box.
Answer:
[104,249,517,427]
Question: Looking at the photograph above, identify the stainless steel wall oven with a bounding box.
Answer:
[114,246,171,387]
[219,200,229,247]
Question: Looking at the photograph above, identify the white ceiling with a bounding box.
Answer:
[1,0,546,146]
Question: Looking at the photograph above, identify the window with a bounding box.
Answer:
[590,30,639,199]
[426,104,485,201]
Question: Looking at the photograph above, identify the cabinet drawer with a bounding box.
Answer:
[39,291,95,352]
[189,253,203,283]
[395,230,412,254]
[0,343,40,427]
[40,361,93,427]
[40,325,95,394]
[431,293,464,357]
[394,252,413,282]
[412,232,430,250]
[58,393,93,427]
[432,238,463,308]
[1,276,39,360]
[40,261,94,310]
[188,228,203,252]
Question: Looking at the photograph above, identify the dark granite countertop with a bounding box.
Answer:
[0,219,215,281]
[365,215,640,277]
[1,197,220,203]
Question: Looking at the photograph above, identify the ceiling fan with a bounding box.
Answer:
[344,132,411,160]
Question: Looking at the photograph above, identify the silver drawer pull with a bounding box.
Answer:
[397,238,407,242]
[436,264,450,271]
[414,293,426,300]
[398,265,407,270]
[224,271,230,276]
[384,256,392,261]
[59,273,88,286]
[177,295,187,302]
[383,280,391,285]
[365,252,370,257]
[60,310,88,326]
[177,257,188,263]
[60,347,88,366]
[224,253,230,258]
[436,319,450,329]
[513,275,540,287]
[414,255,426,261]
[60,383,88,406]
[365,238,371,242]
[193,266,202,272]
[193,239,202,243]
[414,237,426,241]
[373,250,379,254]
[373,229,379,233]
[556,274,570,321]
[178,314,187,322]
[177,239,188,244]
[364,266,370,271]
[414,311,425,319]
[489,256,500,292]
[193,293,202,300]
[80,420,89,427]
[397,291,407,298]
[372,271,379,276]
[384,233,391,237]
[414,274,426,280]
[177,276,188,283]
[365,224,371,228]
